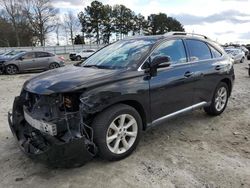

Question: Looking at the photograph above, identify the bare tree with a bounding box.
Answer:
[0,0,22,46]
[24,0,58,46]
[55,16,61,46]
[64,11,79,45]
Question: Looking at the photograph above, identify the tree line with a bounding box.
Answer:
[0,0,58,47]
[0,0,185,47]
[76,1,185,44]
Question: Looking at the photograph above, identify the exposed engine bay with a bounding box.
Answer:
[8,90,97,167]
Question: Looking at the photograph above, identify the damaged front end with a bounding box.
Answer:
[8,90,97,167]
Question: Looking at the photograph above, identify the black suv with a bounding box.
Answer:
[8,32,235,166]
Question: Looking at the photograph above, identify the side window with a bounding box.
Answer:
[36,52,50,58]
[151,39,187,64]
[22,52,35,60]
[209,45,222,58]
[186,39,212,61]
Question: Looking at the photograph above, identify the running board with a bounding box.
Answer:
[149,102,208,127]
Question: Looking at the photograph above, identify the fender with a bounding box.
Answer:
[79,74,151,124]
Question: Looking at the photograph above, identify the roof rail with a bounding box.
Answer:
[164,31,210,40]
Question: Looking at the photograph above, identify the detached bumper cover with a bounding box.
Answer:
[8,96,96,167]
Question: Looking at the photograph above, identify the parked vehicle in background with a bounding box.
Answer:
[0,50,25,74]
[248,64,250,76]
[1,51,65,75]
[0,50,25,58]
[69,49,96,61]
[225,48,245,63]
[245,45,250,60]
[0,50,25,62]
[8,32,235,166]
[237,46,249,56]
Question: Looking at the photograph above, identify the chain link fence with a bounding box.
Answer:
[0,44,105,55]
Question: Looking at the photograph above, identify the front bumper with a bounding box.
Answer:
[8,96,96,167]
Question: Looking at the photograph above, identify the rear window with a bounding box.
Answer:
[186,39,212,61]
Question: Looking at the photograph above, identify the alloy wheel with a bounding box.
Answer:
[106,114,138,154]
[215,87,227,111]
[50,63,59,69]
[6,65,18,75]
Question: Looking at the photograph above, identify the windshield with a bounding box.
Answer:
[82,39,155,69]
[11,52,26,60]
[5,50,23,56]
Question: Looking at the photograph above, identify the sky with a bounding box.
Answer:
[50,0,250,45]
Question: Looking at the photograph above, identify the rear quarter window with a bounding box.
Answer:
[186,39,212,61]
[209,45,222,58]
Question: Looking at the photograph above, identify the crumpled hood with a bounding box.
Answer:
[23,65,124,94]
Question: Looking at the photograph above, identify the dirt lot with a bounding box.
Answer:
[0,62,249,188]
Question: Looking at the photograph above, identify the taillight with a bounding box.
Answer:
[59,56,65,61]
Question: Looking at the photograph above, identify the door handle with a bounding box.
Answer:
[184,71,194,78]
[215,65,221,70]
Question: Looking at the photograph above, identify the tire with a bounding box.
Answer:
[5,65,18,75]
[49,63,60,69]
[92,104,142,161]
[76,56,81,61]
[204,82,229,116]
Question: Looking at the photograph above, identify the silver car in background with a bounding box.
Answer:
[225,48,245,64]
[2,51,65,75]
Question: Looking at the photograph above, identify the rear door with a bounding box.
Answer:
[184,39,224,104]
[35,52,51,69]
[149,39,197,121]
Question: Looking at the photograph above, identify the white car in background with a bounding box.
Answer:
[69,49,96,61]
[225,48,245,64]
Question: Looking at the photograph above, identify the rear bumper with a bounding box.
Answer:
[8,96,96,167]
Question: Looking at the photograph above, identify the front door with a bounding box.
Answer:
[149,39,196,121]
[18,52,36,71]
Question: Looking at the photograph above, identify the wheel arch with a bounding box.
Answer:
[119,100,147,130]
[84,99,148,131]
[220,78,232,96]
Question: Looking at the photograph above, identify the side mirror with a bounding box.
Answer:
[19,57,24,61]
[151,56,171,69]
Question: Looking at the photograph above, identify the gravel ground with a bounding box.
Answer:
[0,61,249,188]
